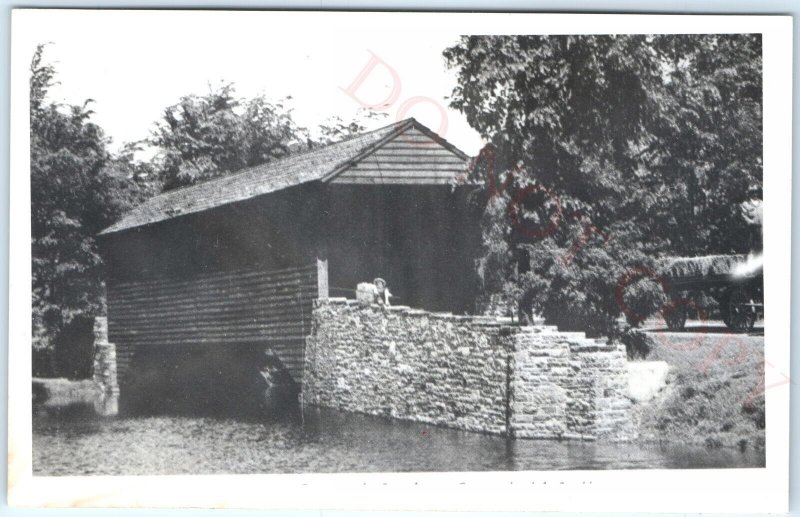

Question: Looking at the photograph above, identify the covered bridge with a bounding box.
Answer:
[98,118,482,413]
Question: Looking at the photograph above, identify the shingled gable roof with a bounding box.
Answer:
[100,118,470,236]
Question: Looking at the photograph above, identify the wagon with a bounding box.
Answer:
[658,254,763,332]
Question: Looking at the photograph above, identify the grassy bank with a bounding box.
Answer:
[33,378,98,414]
[630,329,765,451]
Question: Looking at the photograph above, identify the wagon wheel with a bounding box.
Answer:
[725,287,757,333]
[663,303,687,331]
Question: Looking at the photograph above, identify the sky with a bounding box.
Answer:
[23,10,487,158]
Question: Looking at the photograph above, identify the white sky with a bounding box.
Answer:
[24,10,487,158]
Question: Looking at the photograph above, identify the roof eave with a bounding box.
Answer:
[97,117,473,236]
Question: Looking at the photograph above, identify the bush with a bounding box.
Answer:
[620,327,652,359]
[511,241,625,337]
[621,277,668,326]
[32,347,55,378]
[53,316,95,379]
[742,395,765,430]
[470,169,668,338]
[515,229,662,337]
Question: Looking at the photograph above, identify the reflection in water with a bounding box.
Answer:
[33,406,764,476]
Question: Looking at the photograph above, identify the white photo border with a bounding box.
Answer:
[7,10,793,513]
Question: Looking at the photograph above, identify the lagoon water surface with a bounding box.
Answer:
[33,407,764,475]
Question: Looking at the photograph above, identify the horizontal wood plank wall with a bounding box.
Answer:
[108,263,318,385]
[332,127,467,185]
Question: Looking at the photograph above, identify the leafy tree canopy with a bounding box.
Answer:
[313,110,390,146]
[30,44,146,351]
[151,84,309,191]
[151,84,390,191]
[445,34,762,334]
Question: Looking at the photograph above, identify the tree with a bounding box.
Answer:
[647,35,763,254]
[313,110,390,146]
[102,142,161,204]
[30,44,139,356]
[445,35,762,334]
[151,84,309,191]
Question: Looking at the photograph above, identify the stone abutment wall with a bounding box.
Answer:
[303,299,634,441]
[510,327,632,440]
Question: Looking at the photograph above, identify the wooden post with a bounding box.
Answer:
[317,257,329,300]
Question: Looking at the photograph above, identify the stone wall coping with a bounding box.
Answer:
[314,299,603,343]
[406,309,429,316]
[318,297,349,306]
[317,298,516,327]
[428,312,455,320]
[316,299,610,352]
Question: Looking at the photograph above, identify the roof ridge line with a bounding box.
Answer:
[144,118,415,200]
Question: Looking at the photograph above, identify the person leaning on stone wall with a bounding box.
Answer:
[356,278,392,306]
[373,277,391,306]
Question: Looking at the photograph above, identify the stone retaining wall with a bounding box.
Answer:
[303,299,634,441]
[303,299,514,434]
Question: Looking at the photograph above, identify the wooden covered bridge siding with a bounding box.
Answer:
[108,262,326,388]
[331,126,467,185]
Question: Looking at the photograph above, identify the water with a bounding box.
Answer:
[32,406,764,476]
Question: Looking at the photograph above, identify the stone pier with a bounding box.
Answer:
[92,317,119,416]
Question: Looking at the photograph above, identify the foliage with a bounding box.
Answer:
[469,164,663,335]
[523,225,662,337]
[30,44,143,352]
[619,327,651,360]
[151,84,308,191]
[314,110,389,146]
[621,276,668,327]
[647,35,763,254]
[53,315,95,379]
[103,142,162,203]
[446,35,762,334]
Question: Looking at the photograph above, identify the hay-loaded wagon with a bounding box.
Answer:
[658,254,763,332]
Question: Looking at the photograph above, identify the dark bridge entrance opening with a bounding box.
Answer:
[121,344,298,418]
